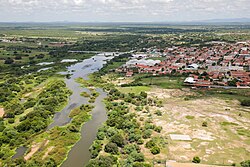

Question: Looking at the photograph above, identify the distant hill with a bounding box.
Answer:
[199,18,250,23]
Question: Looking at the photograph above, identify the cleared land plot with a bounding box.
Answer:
[143,88,250,165]
[137,76,185,89]
[118,86,151,94]
[170,134,192,141]
[166,162,232,167]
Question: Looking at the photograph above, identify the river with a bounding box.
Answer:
[48,53,113,129]
[13,53,115,167]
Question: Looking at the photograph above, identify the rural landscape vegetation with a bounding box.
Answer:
[0,1,250,167]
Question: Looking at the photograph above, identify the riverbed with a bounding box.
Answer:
[48,54,113,129]
[51,54,113,167]
[14,53,114,167]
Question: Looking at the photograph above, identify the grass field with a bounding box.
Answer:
[137,76,185,89]
[118,86,151,94]
[146,57,167,61]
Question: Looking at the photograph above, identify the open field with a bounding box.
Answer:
[119,86,151,95]
[166,161,232,167]
[136,76,185,89]
[142,88,250,166]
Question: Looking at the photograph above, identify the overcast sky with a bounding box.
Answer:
[0,0,249,22]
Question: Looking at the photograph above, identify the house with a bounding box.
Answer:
[184,77,196,84]
[186,63,199,70]
[126,71,133,77]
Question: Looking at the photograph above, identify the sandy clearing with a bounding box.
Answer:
[42,146,55,160]
[166,162,231,167]
[143,88,250,164]
[0,108,5,117]
[24,142,42,161]
[192,130,215,141]
[147,88,197,99]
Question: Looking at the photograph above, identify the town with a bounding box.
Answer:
[117,41,250,88]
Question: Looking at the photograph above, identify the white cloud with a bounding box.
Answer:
[0,0,249,22]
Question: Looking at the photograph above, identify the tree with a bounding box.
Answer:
[192,156,201,163]
[124,144,140,154]
[36,54,45,59]
[142,130,152,139]
[130,151,145,162]
[4,58,14,64]
[202,121,208,127]
[145,140,156,149]
[154,126,162,133]
[240,100,250,107]
[155,110,162,116]
[15,55,22,60]
[140,92,147,99]
[68,125,79,132]
[111,133,125,147]
[104,142,118,154]
[86,155,117,167]
[44,158,57,167]
[97,131,105,140]
[150,146,160,155]
[228,78,238,87]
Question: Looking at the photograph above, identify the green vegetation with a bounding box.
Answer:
[202,121,208,127]
[240,99,250,107]
[129,75,185,89]
[1,23,250,166]
[0,79,72,165]
[192,156,201,163]
[83,56,167,167]
[237,128,250,137]
[7,104,93,166]
[240,160,250,167]
[80,91,90,98]
[220,122,238,126]
[186,115,195,119]
[155,110,163,116]
[196,88,250,102]
[119,86,151,95]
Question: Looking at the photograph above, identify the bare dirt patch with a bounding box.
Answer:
[0,108,5,117]
[24,142,42,161]
[42,146,55,160]
[140,88,250,165]
[147,88,197,99]
[166,162,231,167]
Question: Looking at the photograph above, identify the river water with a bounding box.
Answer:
[13,53,114,167]
[48,54,113,129]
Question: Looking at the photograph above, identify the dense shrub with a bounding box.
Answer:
[240,160,250,167]
[124,144,140,154]
[150,146,160,155]
[129,152,145,162]
[142,129,152,139]
[104,142,119,154]
[240,100,250,107]
[86,155,117,167]
[192,156,201,163]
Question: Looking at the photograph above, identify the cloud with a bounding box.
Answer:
[0,0,249,22]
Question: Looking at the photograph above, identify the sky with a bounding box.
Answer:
[0,0,250,22]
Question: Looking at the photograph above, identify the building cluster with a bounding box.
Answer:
[116,41,250,88]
